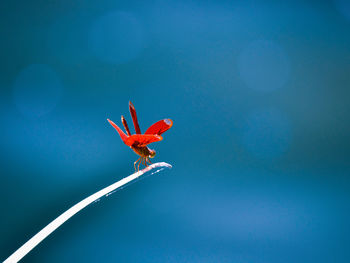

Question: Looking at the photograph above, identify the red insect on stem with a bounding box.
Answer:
[107,101,173,171]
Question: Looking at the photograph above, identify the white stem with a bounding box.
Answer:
[4,162,172,263]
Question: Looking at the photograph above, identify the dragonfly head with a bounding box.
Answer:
[149,149,156,158]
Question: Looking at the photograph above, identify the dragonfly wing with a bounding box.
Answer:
[121,115,131,136]
[126,134,162,147]
[129,101,141,134]
[145,119,173,135]
[107,119,128,144]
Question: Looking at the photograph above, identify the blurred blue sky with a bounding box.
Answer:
[1,0,350,262]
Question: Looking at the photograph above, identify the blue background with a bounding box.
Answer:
[1,0,350,262]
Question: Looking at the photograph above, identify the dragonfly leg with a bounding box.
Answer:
[134,157,141,171]
[144,157,148,167]
[137,157,143,171]
[144,157,149,167]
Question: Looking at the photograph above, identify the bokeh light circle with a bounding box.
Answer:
[238,40,290,92]
[239,109,292,159]
[89,11,147,64]
[13,64,63,119]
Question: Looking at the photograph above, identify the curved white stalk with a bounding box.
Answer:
[4,162,172,263]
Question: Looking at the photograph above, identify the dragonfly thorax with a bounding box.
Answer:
[131,145,156,158]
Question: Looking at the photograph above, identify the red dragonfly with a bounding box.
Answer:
[107,101,173,171]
